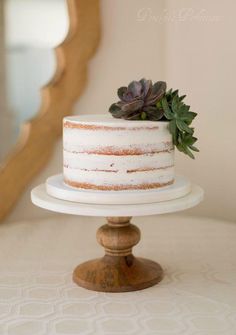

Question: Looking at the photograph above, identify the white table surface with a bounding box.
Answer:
[0,214,235,335]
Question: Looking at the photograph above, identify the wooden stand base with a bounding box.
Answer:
[73,217,163,292]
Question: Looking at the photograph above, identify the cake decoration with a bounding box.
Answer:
[109,78,198,159]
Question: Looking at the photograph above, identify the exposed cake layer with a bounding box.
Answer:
[64,179,174,191]
[63,115,175,190]
[64,167,174,190]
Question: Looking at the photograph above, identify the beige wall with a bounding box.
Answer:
[6,0,236,222]
[165,0,236,221]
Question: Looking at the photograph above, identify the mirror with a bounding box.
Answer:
[0,0,100,222]
[0,0,69,161]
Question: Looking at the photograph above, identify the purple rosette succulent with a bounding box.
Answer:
[109,78,166,120]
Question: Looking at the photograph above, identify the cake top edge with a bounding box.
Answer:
[63,114,169,127]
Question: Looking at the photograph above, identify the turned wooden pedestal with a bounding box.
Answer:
[32,183,203,292]
[73,217,163,292]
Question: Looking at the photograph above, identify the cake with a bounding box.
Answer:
[63,114,174,191]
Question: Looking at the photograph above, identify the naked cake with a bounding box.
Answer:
[63,114,175,190]
[63,78,198,192]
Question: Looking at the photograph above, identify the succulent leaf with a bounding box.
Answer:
[182,134,198,146]
[171,95,179,113]
[140,78,152,96]
[176,119,194,134]
[109,103,123,118]
[141,112,147,120]
[119,99,144,112]
[153,81,167,95]
[189,145,199,152]
[179,94,186,101]
[146,81,166,105]
[127,81,143,98]
[117,87,127,100]
[184,145,195,159]
[161,96,173,119]
[172,89,179,96]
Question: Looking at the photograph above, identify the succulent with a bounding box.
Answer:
[108,80,198,159]
[160,89,199,159]
[109,79,167,120]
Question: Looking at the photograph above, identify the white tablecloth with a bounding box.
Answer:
[0,214,235,335]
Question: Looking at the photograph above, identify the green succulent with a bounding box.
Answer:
[108,80,199,159]
[159,89,199,159]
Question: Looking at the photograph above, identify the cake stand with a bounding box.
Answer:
[31,182,204,293]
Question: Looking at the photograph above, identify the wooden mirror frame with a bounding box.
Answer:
[0,0,100,222]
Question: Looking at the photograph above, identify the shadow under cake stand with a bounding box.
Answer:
[31,175,203,292]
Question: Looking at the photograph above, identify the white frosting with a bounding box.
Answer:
[64,128,170,148]
[64,166,174,187]
[64,151,174,171]
[63,114,175,189]
[64,114,169,127]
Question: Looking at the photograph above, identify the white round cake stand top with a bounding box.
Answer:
[31,184,204,217]
[46,174,191,205]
